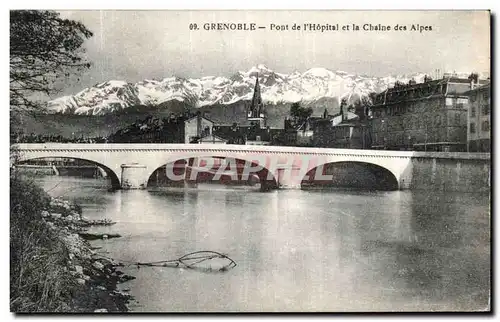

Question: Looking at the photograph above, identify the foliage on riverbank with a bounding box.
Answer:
[10,176,133,313]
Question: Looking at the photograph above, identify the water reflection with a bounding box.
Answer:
[32,176,490,312]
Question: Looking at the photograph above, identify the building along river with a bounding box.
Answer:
[31,175,490,312]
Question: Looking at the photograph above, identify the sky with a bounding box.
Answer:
[58,10,490,96]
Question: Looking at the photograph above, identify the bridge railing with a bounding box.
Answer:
[13,143,419,157]
[12,143,490,160]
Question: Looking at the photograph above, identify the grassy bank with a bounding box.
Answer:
[10,175,134,313]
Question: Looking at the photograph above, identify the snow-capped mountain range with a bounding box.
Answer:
[47,64,432,115]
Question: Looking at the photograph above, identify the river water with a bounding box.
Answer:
[33,176,490,312]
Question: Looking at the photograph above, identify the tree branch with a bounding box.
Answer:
[10,10,93,112]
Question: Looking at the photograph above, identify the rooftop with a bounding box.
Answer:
[185,114,216,123]
[384,77,477,94]
[373,76,485,107]
[464,82,491,94]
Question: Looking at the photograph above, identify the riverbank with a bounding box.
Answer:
[17,174,490,311]
[10,176,134,313]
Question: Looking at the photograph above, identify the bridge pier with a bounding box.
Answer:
[275,167,303,189]
[184,180,198,188]
[121,164,148,189]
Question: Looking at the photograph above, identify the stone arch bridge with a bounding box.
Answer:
[13,143,420,190]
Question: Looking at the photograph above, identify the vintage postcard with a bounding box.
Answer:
[9,10,491,313]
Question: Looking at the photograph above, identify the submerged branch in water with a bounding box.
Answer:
[98,251,237,273]
[79,233,121,240]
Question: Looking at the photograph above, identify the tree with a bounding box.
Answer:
[10,13,93,312]
[357,92,378,120]
[468,72,479,84]
[10,10,93,111]
[290,102,313,130]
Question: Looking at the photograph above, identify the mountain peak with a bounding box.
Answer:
[47,67,433,115]
[256,63,271,71]
[304,67,336,79]
[96,80,130,88]
[246,64,274,77]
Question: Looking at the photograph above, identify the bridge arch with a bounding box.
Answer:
[145,155,279,191]
[15,156,121,189]
[301,161,399,191]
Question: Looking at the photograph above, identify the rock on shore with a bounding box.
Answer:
[41,196,135,312]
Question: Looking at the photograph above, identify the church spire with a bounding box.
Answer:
[250,73,263,118]
[248,73,266,128]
